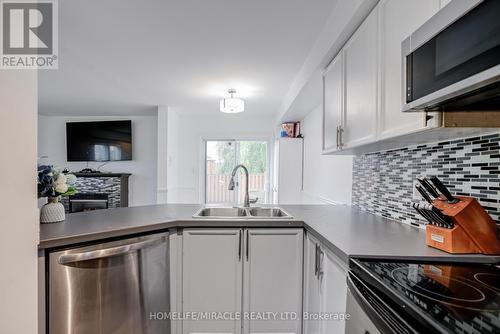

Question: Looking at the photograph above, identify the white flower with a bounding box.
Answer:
[56,173,67,184]
[55,182,68,194]
[54,174,68,194]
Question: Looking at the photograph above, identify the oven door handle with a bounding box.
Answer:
[58,237,166,265]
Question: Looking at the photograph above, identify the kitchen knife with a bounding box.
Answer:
[412,203,433,225]
[427,208,449,228]
[417,202,447,227]
[415,184,433,203]
[429,204,454,228]
[429,176,459,204]
[416,202,441,226]
[412,203,432,224]
[424,203,454,228]
[417,177,440,198]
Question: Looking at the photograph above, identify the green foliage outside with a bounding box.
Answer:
[216,141,267,174]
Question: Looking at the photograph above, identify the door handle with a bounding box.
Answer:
[57,237,166,265]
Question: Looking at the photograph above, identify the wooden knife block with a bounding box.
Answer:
[426,196,500,254]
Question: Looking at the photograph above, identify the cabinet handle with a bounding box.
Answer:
[338,126,343,149]
[314,244,319,277]
[318,248,325,278]
[336,126,340,149]
[245,230,249,261]
[238,230,242,261]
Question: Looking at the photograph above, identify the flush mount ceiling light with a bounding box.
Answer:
[220,89,245,113]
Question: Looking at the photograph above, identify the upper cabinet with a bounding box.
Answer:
[322,5,380,153]
[343,6,379,148]
[322,52,343,153]
[321,0,494,154]
[378,0,440,139]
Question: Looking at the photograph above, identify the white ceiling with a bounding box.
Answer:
[38,0,337,116]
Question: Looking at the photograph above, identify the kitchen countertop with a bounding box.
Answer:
[38,204,500,264]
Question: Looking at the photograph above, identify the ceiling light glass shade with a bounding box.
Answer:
[220,97,245,113]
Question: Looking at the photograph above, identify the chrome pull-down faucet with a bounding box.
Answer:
[228,164,257,208]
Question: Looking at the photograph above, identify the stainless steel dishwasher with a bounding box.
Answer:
[49,232,169,334]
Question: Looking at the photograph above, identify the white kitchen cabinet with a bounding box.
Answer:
[275,137,303,204]
[303,232,348,334]
[343,6,379,149]
[243,228,303,334]
[322,52,344,154]
[181,228,303,334]
[320,1,470,154]
[303,232,321,334]
[319,243,348,334]
[378,0,441,139]
[182,229,243,334]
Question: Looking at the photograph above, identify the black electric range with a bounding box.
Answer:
[349,259,500,334]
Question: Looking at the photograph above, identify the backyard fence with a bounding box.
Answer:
[206,173,266,204]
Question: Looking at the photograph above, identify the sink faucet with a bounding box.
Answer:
[228,164,257,208]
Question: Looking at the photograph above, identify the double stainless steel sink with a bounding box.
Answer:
[193,207,293,219]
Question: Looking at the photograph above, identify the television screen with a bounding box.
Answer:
[66,120,132,161]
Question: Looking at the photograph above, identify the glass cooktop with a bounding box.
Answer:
[353,260,500,334]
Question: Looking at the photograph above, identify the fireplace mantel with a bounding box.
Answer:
[73,172,132,178]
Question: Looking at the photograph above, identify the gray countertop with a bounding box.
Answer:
[39,204,500,264]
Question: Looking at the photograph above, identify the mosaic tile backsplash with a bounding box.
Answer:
[61,177,123,212]
[352,132,500,227]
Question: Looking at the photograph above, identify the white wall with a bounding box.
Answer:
[0,72,38,333]
[166,108,181,202]
[38,114,158,206]
[168,113,275,203]
[301,105,353,204]
[156,106,169,204]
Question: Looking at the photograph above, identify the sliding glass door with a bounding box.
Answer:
[205,140,237,205]
[205,140,269,206]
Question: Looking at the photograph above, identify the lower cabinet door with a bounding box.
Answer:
[319,246,348,334]
[303,233,321,334]
[182,228,243,334]
[243,228,304,334]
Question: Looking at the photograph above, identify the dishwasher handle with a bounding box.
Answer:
[58,237,166,265]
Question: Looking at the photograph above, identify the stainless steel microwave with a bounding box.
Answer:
[402,0,500,112]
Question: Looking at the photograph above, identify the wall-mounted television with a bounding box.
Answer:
[66,120,132,161]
